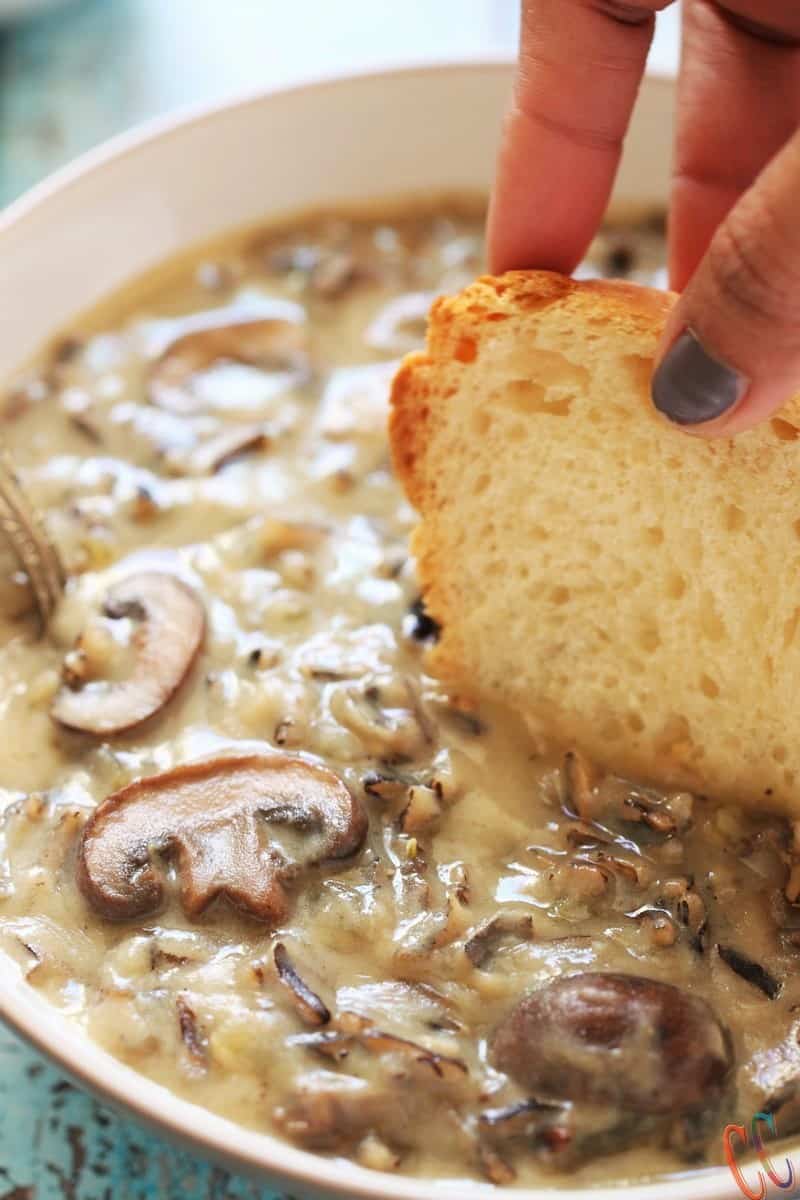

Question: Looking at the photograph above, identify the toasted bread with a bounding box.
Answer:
[390,271,800,812]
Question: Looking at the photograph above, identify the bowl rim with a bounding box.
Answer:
[0,55,511,229]
[0,58,737,1200]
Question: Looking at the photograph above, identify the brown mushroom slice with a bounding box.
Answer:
[168,423,272,476]
[620,788,687,834]
[288,1029,353,1062]
[310,251,362,298]
[274,941,331,1026]
[52,572,204,736]
[491,973,731,1115]
[399,785,442,835]
[359,1029,468,1084]
[329,684,427,758]
[478,1145,517,1186]
[478,1099,567,1144]
[364,292,434,355]
[289,1022,468,1084]
[464,912,535,968]
[149,317,309,414]
[317,361,397,441]
[275,1069,390,1151]
[77,754,368,922]
[562,750,597,820]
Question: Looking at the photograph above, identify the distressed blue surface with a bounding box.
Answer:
[0,1029,286,1199]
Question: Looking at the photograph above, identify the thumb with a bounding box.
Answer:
[652,128,800,437]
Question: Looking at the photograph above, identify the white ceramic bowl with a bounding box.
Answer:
[0,62,743,1200]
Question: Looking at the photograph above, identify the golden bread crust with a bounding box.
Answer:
[389,270,800,812]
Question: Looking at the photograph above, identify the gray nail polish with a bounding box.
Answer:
[651,329,749,426]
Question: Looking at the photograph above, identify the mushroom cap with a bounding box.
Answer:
[51,571,204,736]
[77,754,369,923]
[490,972,731,1115]
[149,317,309,414]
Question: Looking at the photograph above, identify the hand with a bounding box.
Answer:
[488,1,800,436]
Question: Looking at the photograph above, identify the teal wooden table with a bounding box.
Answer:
[0,2,677,1194]
[0,1032,276,1200]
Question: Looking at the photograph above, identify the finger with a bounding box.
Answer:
[488,1,672,275]
[652,127,800,437]
[670,0,800,289]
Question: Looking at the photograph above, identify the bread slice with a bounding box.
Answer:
[390,271,800,813]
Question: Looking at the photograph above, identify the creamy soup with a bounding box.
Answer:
[1,203,797,1190]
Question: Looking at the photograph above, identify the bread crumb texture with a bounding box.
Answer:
[389,270,800,813]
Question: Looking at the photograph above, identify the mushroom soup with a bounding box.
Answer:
[1,203,798,1188]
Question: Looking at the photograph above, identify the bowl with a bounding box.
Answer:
[0,61,743,1200]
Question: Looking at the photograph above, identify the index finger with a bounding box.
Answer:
[488,0,673,275]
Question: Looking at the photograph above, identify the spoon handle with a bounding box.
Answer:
[0,448,64,628]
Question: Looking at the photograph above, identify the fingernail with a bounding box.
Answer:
[651,329,749,426]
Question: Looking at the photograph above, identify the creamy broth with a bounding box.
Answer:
[1,204,797,1189]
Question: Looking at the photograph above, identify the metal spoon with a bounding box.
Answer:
[0,447,64,627]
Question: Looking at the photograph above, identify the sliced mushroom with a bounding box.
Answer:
[335,980,460,1036]
[317,361,396,441]
[258,518,328,559]
[478,1145,516,1186]
[399,785,442,835]
[358,1029,468,1084]
[362,771,410,806]
[311,251,362,298]
[166,423,271,476]
[364,292,433,355]
[275,1069,389,1151]
[464,912,535,968]
[626,904,678,949]
[149,316,309,414]
[562,750,596,820]
[288,1029,353,1063]
[274,941,331,1026]
[290,1023,468,1084]
[490,973,731,1115]
[478,1099,566,1144]
[579,849,644,886]
[77,754,368,922]
[51,572,204,736]
[362,762,438,807]
[619,787,694,835]
[329,683,427,758]
[565,821,612,849]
